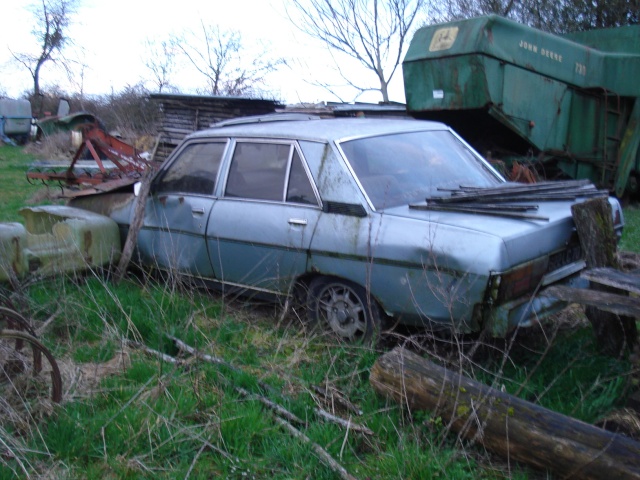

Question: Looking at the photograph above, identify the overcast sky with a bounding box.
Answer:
[0,0,408,104]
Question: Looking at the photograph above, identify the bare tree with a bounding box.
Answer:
[11,0,77,97]
[173,22,284,97]
[143,39,178,94]
[430,0,639,33]
[559,0,639,31]
[289,0,425,103]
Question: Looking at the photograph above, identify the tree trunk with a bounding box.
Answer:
[571,197,637,356]
[33,62,42,99]
[370,347,640,480]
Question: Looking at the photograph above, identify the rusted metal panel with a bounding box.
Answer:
[27,126,158,198]
[0,206,121,280]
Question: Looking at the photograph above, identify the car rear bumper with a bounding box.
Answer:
[485,272,589,337]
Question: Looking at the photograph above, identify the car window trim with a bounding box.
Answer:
[223,138,322,208]
[335,128,506,211]
[152,138,230,198]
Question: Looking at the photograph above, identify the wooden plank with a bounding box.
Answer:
[582,267,640,295]
[543,285,640,318]
[370,347,640,480]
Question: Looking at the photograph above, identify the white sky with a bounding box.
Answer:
[0,0,409,105]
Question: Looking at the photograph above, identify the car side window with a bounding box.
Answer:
[286,150,317,205]
[225,142,318,205]
[155,141,225,195]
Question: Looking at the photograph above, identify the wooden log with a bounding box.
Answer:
[370,347,640,480]
[571,197,638,355]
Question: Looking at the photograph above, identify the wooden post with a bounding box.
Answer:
[114,172,153,283]
[370,347,640,480]
[571,197,637,356]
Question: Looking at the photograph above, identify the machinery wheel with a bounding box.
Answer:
[0,306,38,335]
[307,277,382,344]
[0,327,63,403]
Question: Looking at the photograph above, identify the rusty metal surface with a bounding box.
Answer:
[0,328,63,403]
[27,125,158,198]
[0,307,62,403]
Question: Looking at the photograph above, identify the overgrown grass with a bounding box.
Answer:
[620,205,640,252]
[1,144,637,479]
[0,145,53,222]
[4,273,502,479]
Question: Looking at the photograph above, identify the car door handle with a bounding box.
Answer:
[192,207,205,215]
[288,218,308,226]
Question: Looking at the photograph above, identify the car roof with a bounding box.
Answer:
[187,116,450,143]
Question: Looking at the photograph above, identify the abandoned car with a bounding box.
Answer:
[70,116,624,342]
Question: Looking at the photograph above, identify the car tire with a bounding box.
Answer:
[307,277,381,344]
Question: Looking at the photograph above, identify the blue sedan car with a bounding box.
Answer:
[71,115,624,342]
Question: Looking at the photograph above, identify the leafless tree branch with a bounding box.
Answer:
[289,0,425,102]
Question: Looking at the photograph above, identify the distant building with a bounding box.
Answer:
[150,94,283,162]
[150,94,407,162]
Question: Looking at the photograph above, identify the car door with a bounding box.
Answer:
[137,140,227,279]
[207,140,321,293]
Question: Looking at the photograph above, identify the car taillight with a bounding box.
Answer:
[489,257,548,303]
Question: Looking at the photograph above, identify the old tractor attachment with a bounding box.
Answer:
[27,125,157,198]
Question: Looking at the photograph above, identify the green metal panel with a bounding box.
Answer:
[500,64,571,150]
[14,206,121,278]
[403,55,497,111]
[614,99,640,196]
[405,15,640,96]
[563,24,640,55]
[36,112,99,137]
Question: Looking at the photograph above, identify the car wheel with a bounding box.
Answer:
[307,277,381,344]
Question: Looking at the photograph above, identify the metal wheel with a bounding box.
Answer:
[0,327,62,403]
[308,277,381,344]
[0,306,38,335]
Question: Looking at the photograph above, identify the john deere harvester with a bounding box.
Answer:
[403,15,640,197]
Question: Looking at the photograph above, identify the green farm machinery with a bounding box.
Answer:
[403,15,640,198]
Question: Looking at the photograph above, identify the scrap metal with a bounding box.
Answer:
[27,125,157,198]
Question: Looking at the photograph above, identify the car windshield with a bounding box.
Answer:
[340,130,502,209]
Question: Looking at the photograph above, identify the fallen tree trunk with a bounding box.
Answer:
[370,347,640,480]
